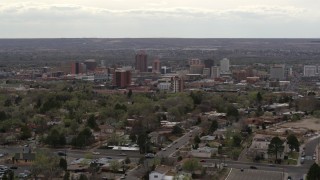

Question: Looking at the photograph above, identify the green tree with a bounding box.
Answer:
[110,160,121,172]
[2,174,8,180]
[87,114,99,130]
[7,170,14,180]
[4,98,12,107]
[256,92,263,103]
[171,125,183,135]
[31,151,62,179]
[209,120,218,134]
[59,158,67,171]
[194,135,201,144]
[268,137,284,160]
[125,157,131,164]
[63,171,70,180]
[226,105,239,120]
[287,134,300,152]
[182,158,200,173]
[20,125,32,140]
[307,163,320,180]
[79,174,88,180]
[190,91,203,105]
[137,133,150,154]
[71,128,95,148]
[127,89,133,98]
[46,129,66,147]
[232,134,242,147]
[129,133,137,143]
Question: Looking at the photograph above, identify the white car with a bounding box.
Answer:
[92,152,100,155]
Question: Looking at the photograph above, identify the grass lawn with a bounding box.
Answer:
[284,152,299,165]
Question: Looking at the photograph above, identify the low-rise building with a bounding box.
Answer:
[190,147,218,158]
[149,165,174,180]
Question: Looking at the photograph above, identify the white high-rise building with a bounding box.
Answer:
[211,66,220,78]
[220,58,230,73]
[304,65,317,77]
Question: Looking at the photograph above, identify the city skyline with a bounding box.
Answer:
[0,0,320,38]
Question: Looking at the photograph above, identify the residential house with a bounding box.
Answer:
[200,136,216,143]
[149,165,174,180]
[190,147,218,158]
[247,134,288,160]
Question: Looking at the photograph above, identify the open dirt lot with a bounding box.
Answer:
[280,117,320,131]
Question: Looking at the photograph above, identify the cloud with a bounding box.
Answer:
[0,2,318,38]
[0,2,309,20]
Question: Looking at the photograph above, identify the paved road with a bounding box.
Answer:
[0,145,142,159]
[157,127,200,158]
[226,168,284,180]
[202,135,320,180]
[124,127,201,180]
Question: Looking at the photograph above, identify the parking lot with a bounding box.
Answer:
[226,168,285,180]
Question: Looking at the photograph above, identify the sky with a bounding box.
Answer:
[0,0,319,38]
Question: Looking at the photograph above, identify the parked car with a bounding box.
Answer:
[145,153,155,158]
[200,159,206,162]
[57,151,67,156]
[92,152,100,155]
[250,166,257,169]
[10,166,18,170]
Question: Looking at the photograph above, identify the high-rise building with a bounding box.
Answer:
[270,64,285,80]
[204,59,214,68]
[71,62,86,74]
[152,59,161,73]
[113,69,132,88]
[161,66,171,74]
[211,66,220,78]
[204,59,215,76]
[189,59,202,65]
[71,62,80,74]
[135,52,148,72]
[84,59,97,71]
[171,76,184,93]
[304,65,317,77]
[190,64,204,74]
[220,58,230,73]
[203,68,210,77]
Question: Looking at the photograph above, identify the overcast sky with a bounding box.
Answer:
[1,0,319,38]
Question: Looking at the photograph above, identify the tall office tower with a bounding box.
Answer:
[190,64,205,74]
[71,62,86,74]
[204,59,214,68]
[189,58,202,65]
[84,59,97,71]
[204,59,215,76]
[203,68,210,77]
[270,64,285,80]
[71,62,80,74]
[171,76,184,93]
[152,59,161,73]
[211,66,220,78]
[113,69,132,88]
[284,66,293,78]
[220,58,230,73]
[135,52,148,72]
[304,65,317,77]
[100,60,106,67]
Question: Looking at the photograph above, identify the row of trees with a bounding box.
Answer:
[267,135,300,161]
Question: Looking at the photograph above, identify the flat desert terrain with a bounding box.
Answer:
[281,117,320,131]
